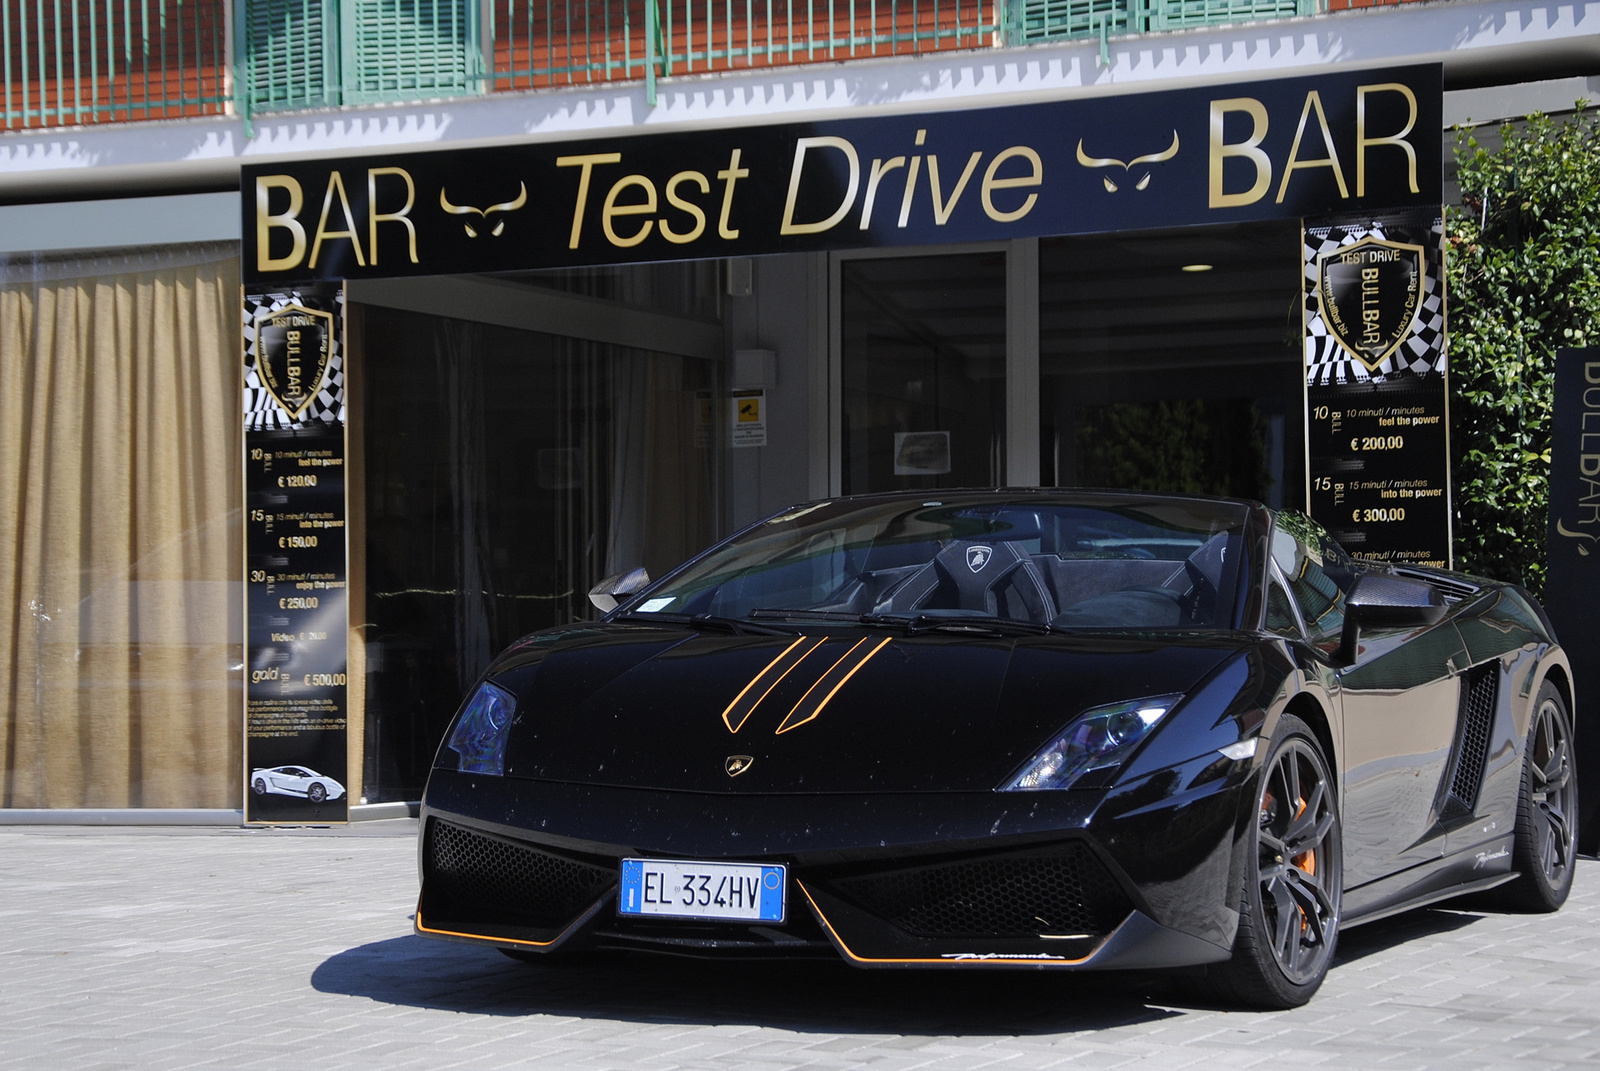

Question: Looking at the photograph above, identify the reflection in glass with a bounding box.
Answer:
[841,252,1007,494]
[357,307,722,802]
[1039,224,1303,507]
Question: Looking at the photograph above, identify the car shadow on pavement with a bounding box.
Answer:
[312,906,1493,1029]
[1331,906,1486,965]
[311,934,1186,1034]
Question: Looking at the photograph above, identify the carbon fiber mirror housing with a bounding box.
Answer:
[1337,572,1448,665]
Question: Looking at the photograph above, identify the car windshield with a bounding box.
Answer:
[625,494,1252,630]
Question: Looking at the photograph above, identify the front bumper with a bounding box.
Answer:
[416,754,1248,969]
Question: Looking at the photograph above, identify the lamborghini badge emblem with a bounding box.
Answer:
[726,755,754,777]
[1316,236,1425,371]
[967,545,994,573]
[254,303,334,422]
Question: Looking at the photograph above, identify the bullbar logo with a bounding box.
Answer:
[1317,237,1425,371]
[439,182,529,238]
[966,545,994,573]
[1075,132,1180,192]
[255,304,334,421]
[725,755,754,777]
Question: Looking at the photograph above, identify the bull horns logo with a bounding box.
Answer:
[439,182,528,237]
[1076,132,1180,192]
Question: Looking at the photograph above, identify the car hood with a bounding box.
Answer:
[490,624,1248,793]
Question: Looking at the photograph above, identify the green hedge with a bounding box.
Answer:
[1448,108,1600,597]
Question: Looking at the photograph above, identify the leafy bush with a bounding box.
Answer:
[1449,108,1600,596]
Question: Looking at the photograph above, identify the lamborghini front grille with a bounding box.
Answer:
[827,844,1131,939]
[424,819,612,929]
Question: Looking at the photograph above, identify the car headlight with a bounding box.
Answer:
[445,681,517,776]
[1001,694,1184,791]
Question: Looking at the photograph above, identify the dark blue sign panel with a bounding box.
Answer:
[243,284,350,824]
[1304,210,1451,567]
[242,65,1441,283]
[1545,348,1600,853]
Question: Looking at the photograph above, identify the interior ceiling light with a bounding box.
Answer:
[1181,263,1214,273]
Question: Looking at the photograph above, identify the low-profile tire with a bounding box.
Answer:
[1211,713,1342,1009]
[1496,681,1578,912]
[307,782,327,804]
[252,777,266,796]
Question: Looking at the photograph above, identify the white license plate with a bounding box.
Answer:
[618,858,786,923]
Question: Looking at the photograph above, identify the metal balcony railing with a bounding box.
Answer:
[2,1,229,131]
[2,0,1355,134]
[488,0,1002,100]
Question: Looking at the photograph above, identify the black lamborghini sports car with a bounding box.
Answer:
[416,490,1577,1007]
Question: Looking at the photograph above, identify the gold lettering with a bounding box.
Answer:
[859,156,906,230]
[367,167,418,265]
[602,174,658,247]
[308,171,366,269]
[1209,98,1272,208]
[1275,91,1350,204]
[780,136,861,236]
[255,176,307,273]
[660,171,710,244]
[1356,83,1419,197]
[927,151,984,225]
[897,156,922,228]
[981,147,1042,223]
[716,149,749,240]
[556,152,624,249]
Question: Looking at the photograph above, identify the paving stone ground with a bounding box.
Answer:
[0,823,1596,1070]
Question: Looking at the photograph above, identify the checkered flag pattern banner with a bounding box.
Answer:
[243,286,345,431]
[1304,211,1446,387]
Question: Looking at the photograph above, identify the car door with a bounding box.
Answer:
[1273,517,1465,888]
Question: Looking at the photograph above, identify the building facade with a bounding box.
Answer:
[0,0,1595,817]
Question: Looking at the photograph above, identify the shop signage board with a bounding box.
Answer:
[242,284,350,824]
[1303,210,1451,567]
[1544,348,1600,853]
[240,65,1441,284]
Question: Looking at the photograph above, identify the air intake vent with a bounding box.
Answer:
[1391,566,1481,604]
[827,844,1130,940]
[1442,663,1498,820]
[424,820,612,930]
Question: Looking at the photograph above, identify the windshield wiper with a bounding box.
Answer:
[749,608,863,623]
[750,608,1060,636]
[860,613,1055,636]
[613,610,794,636]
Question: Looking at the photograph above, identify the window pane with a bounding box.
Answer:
[841,252,1007,494]
[1038,223,1303,507]
[357,306,721,801]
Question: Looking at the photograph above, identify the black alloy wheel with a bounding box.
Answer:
[1210,713,1342,1009]
[308,782,327,804]
[1500,681,1577,912]
[252,777,266,795]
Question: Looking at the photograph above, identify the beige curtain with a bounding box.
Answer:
[607,350,717,582]
[0,245,242,808]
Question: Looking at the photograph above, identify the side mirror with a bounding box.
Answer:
[1336,572,1447,665]
[587,567,650,613]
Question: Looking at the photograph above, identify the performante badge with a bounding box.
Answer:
[966,545,993,572]
[1316,237,1425,371]
[255,304,334,421]
[725,755,754,777]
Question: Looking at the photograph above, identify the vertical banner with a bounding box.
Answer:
[1544,348,1600,854]
[1303,209,1452,566]
[243,284,350,823]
